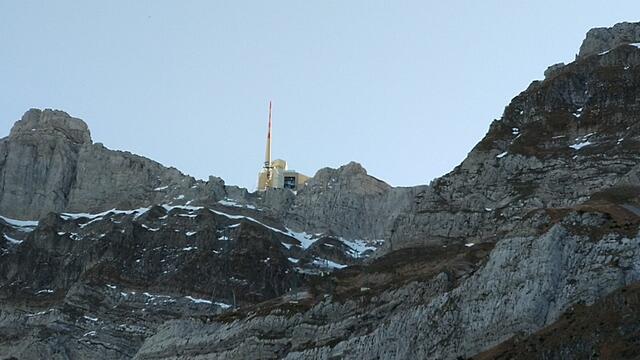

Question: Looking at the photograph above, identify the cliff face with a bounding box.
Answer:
[261,162,420,241]
[0,109,88,219]
[0,109,230,220]
[3,21,640,360]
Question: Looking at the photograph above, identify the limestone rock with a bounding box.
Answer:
[266,161,419,241]
[578,21,640,58]
[0,109,230,219]
[544,62,566,79]
[9,108,92,144]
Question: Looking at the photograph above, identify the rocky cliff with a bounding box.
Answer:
[0,109,408,243]
[579,21,640,58]
[3,21,640,360]
[0,109,233,220]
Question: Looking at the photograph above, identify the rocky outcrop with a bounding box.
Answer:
[0,109,229,220]
[474,282,640,359]
[262,162,419,241]
[0,109,88,220]
[578,21,640,58]
[10,108,92,144]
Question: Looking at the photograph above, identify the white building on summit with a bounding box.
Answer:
[257,102,309,191]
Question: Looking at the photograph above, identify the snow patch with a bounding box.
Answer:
[0,216,38,231]
[185,296,212,304]
[573,107,583,117]
[569,141,592,150]
[3,234,23,245]
[218,198,259,210]
[216,302,232,309]
[27,309,54,317]
[141,224,160,232]
[338,238,382,258]
[184,296,231,309]
[570,133,595,150]
[312,258,348,269]
[496,151,508,158]
[61,207,150,223]
[285,230,316,249]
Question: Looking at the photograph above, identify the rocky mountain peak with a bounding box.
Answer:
[5,21,640,359]
[9,108,92,144]
[578,21,640,58]
[308,161,389,193]
[338,160,367,175]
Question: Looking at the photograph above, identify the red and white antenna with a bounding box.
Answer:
[264,101,272,169]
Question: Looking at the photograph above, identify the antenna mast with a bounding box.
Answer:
[265,101,272,169]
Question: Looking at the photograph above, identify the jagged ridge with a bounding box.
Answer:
[3,21,640,360]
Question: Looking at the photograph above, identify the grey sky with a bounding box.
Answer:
[1,1,638,190]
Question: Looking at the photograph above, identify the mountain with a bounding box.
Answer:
[3,21,640,359]
[0,108,232,220]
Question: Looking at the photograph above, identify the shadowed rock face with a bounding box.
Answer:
[0,203,376,359]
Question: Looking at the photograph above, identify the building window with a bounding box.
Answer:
[284,176,296,189]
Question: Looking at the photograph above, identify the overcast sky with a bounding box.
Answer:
[1,1,639,190]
